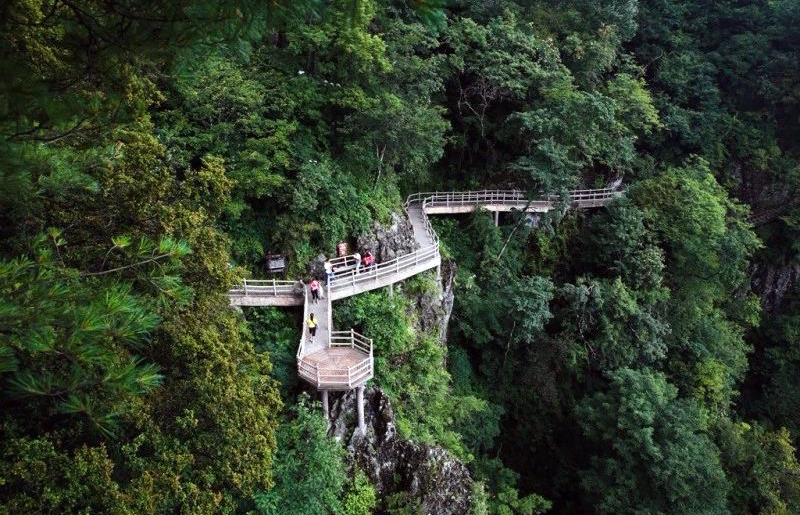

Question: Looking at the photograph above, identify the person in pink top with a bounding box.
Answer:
[310,278,321,303]
[363,250,376,270]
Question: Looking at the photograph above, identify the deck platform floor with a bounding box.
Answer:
[302,347,369,368]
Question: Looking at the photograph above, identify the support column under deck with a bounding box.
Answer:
[494,210,499,226]
[388,282,394,297]
[321,390,329,421]
[356,386,366,434]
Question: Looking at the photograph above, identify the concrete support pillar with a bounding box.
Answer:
[321,390,329,421]
[388,282,394,297]
[494,210,499,226]
[356,386,366,435]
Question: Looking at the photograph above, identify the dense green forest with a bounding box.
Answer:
[2,0,800,513]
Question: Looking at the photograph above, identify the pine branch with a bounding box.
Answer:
[80,253,175,277]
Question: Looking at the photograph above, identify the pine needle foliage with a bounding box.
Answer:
[0,233,192,436]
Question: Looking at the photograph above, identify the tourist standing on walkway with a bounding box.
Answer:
[364,250,376,270]
[353,251,361,273]
[310,279,320,303]
[307,314,318,341]
[324,259,334,285]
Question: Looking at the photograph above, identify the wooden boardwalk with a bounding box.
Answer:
[229,187,620,391]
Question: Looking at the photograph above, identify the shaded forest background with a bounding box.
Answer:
[2,0,800,513]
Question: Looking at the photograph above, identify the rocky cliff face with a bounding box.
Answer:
[357,212,418,261]
[358,210,457,348]
[411,260,457,349]
[329,387,474,514]
[731,160,794,210]
[750,260,800,314]
[336,212,470,511]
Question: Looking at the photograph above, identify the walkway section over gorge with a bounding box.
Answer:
[228,187,621,429]
[295,281,373,391]
[409,188,619,214]
[228,279,302,306]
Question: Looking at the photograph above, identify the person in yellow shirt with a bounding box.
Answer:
[307,313,318,341]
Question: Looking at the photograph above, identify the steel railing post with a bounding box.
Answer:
[244,280,248,296]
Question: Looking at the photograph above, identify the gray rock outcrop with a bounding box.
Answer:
[357,210,457,348]
[329,387,474,515]
[410,260,457,349]
[357,212,418,262]
[308,253,327,280]
[750,261,800,314]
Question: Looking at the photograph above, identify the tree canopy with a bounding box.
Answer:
[2,0,800,513]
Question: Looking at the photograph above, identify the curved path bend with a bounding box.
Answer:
[229,188,620,393]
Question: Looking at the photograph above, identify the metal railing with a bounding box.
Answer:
[330,329,373,354]
[229,278,301,298]
[327,283,332,351]
[297,329,373,389]
[326,197,442,294]
[329,254,360,269]
[327,244,440,293]
[406,188,619,210]
[296,284,310,359]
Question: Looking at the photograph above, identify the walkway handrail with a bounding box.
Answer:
[327,243,440,291]
[405,188,619,209]
[329,330,373,388]
[327,282,332,350]
[329,254,359,269]
[297,284,309,359]
[230,278,300,298]
[297,329,373,389]
[330,329,373,354]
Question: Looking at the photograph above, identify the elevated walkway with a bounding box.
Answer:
[228,279,302,306]
[295,282,373,391]
[407,188,618,214]
[229,187,620,396]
